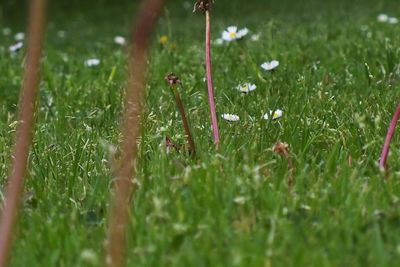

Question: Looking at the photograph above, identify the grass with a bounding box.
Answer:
[1,0,400,266]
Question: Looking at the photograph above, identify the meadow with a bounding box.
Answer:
[1,0,400,266]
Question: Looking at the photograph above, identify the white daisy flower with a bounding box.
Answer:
[237,83,256,93]
[261,60,279,71]
[2,28,11,36]
[9,42,23,53]
[251,33,260,41]
[14,32,25,41]
[222,26,249,42]
[222,113,240,122]
[84,58,101,67]
[263,109,283,120]
[377,14,389,22]
[114,36,126,45]
[222,26,239,41]
[388,17,399,24]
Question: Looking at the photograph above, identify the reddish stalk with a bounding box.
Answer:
[104,0,166,267]
[205,10,220,145]
[165,74,196,158]
[0,0,47,266]
[194,1,219,145]
[379,103,400,172]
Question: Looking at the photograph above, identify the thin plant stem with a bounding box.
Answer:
[205,10,220,145]
[172,85,196,158]
[104,0,166,266]
[379,103,400,172]
[0,0,47,266]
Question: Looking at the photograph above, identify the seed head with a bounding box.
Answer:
[193,0,214,13]
[272,142,289,156]
[165,73,181,87]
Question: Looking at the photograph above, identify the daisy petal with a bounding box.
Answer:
[261,60,279,71]
[263,109,283,120]
[85,58,101,67]
[222,113,240,122]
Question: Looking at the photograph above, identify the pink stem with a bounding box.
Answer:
[0,0,47,265]
[205,11,220,145]
[379,103,400,171]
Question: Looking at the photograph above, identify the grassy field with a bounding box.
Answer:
[1,0,400,266]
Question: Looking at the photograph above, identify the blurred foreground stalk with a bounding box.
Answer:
[379,103,400,172]
[0,0,47,266]
[104,0,166,267]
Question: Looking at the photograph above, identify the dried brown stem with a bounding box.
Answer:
[173,88,196,158]
[0,0,47,266]
[273,142,295,189]
[165,74,196,158]
[104,0,166,267]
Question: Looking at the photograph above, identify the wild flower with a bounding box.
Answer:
[159,35,169,45]
[377,14,398,24]
[388,17,399,24]
[170,42,178,50]
[251,33,260,41]
[9,42,23,53]
[84,59,101,67]
[222,113,240,122]
[237,83,256,93]
[222,26,249,42]
[263,109,283,120]
[14,32,25,41]
[2,28,11,36]
[377,14,389,22]
[114,36,126,45]
[261,60,279,71]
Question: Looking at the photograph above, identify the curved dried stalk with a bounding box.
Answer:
[104,0,166,267]
[165,73,196,158]
[0,0,47,266]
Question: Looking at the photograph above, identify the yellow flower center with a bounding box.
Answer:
[229,32,237,39]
